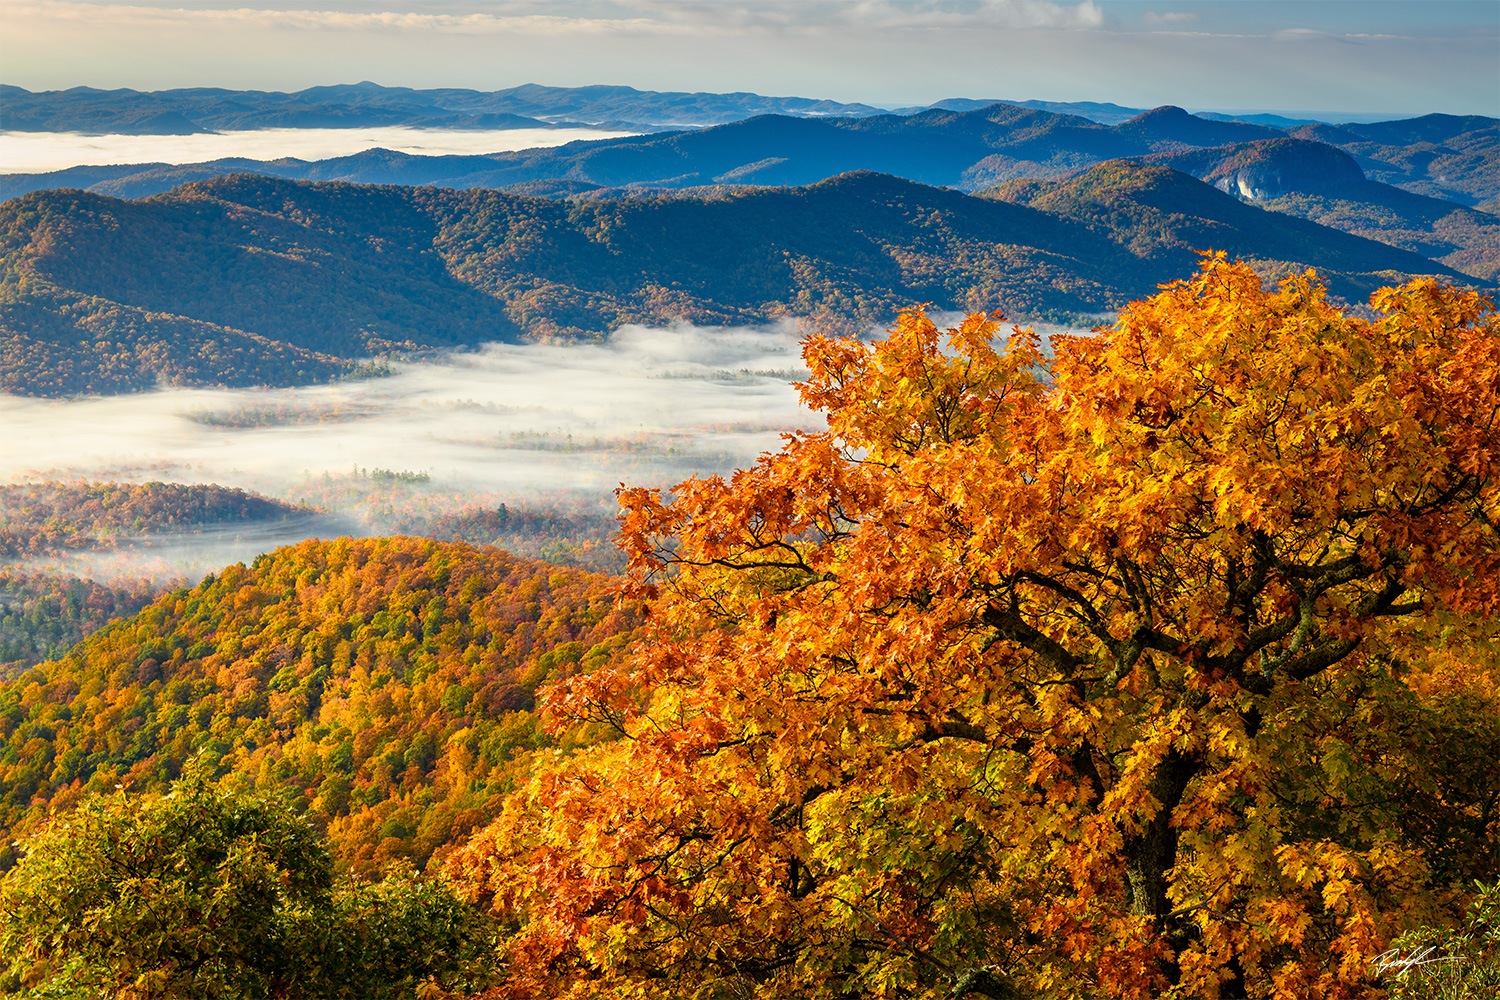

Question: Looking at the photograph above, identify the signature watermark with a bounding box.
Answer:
[1371,944,1458,977]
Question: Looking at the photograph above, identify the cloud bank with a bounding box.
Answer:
[0,126,636,174]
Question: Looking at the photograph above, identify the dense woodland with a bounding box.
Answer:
[0,573,157,672]
[0,262,1496,998]
[0,535,642,878]
[0,480,621,676]
[0,483,320,673]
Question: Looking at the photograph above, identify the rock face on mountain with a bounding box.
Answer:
[1150,138,1368,199]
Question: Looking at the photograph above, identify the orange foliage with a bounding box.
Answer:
[450,258,1500,999]
[0,536,642,874]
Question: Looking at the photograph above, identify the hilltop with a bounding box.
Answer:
[0,535,642,872]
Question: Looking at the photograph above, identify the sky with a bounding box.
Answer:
[2,0,1496,118]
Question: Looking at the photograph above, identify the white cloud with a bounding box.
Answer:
[5,0,1107,35]
[1142,10,1197,26]
[2,3,686,34]
[1273,27,1358,44]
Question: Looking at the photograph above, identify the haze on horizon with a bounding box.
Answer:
[0,125,638,173]
[3,1,1496,120]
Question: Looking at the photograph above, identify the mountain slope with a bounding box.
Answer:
[1,168,1475,395]
[983,159,1474,289]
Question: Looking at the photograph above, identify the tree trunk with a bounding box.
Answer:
[1122,748,1197,980]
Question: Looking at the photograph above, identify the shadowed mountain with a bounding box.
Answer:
[1,168,1475,396]
[1111,106,1284,149]
[912,98,1148,125]
[1288,114,1500,206]
[0,104,1129,201]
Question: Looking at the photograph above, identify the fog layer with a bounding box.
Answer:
[3,321,813,490]
[0,126,638,173]
[1,322,816,577]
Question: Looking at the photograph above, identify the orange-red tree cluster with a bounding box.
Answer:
[452,258,1500,999]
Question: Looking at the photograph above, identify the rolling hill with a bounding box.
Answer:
[0,166,1473,395]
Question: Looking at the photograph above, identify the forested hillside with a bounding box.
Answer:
[2,168,1470,395]
[0,483,323,672]
[0,536,641,874]
[0,574,157,673]
[0,481,305,559]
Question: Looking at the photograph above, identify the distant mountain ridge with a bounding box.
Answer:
[6,103,1491,213]
[0,82,895,134]
[2,82,1429,136]
[1287,115,1499,206]
[0,165,1472,396]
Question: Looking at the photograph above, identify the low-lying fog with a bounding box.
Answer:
[0,125,638,173]
[2,317,1085,584]
[4,322,814,491]
[1,322,818,580]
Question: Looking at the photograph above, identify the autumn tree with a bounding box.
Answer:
[0,760,485,998]
[451,256,1500,999]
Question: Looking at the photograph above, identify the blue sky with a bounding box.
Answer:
[3,1,1496,117]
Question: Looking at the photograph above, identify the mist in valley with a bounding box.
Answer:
[1,321,820,582]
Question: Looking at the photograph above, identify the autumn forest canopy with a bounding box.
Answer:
[0,256,1496,998]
